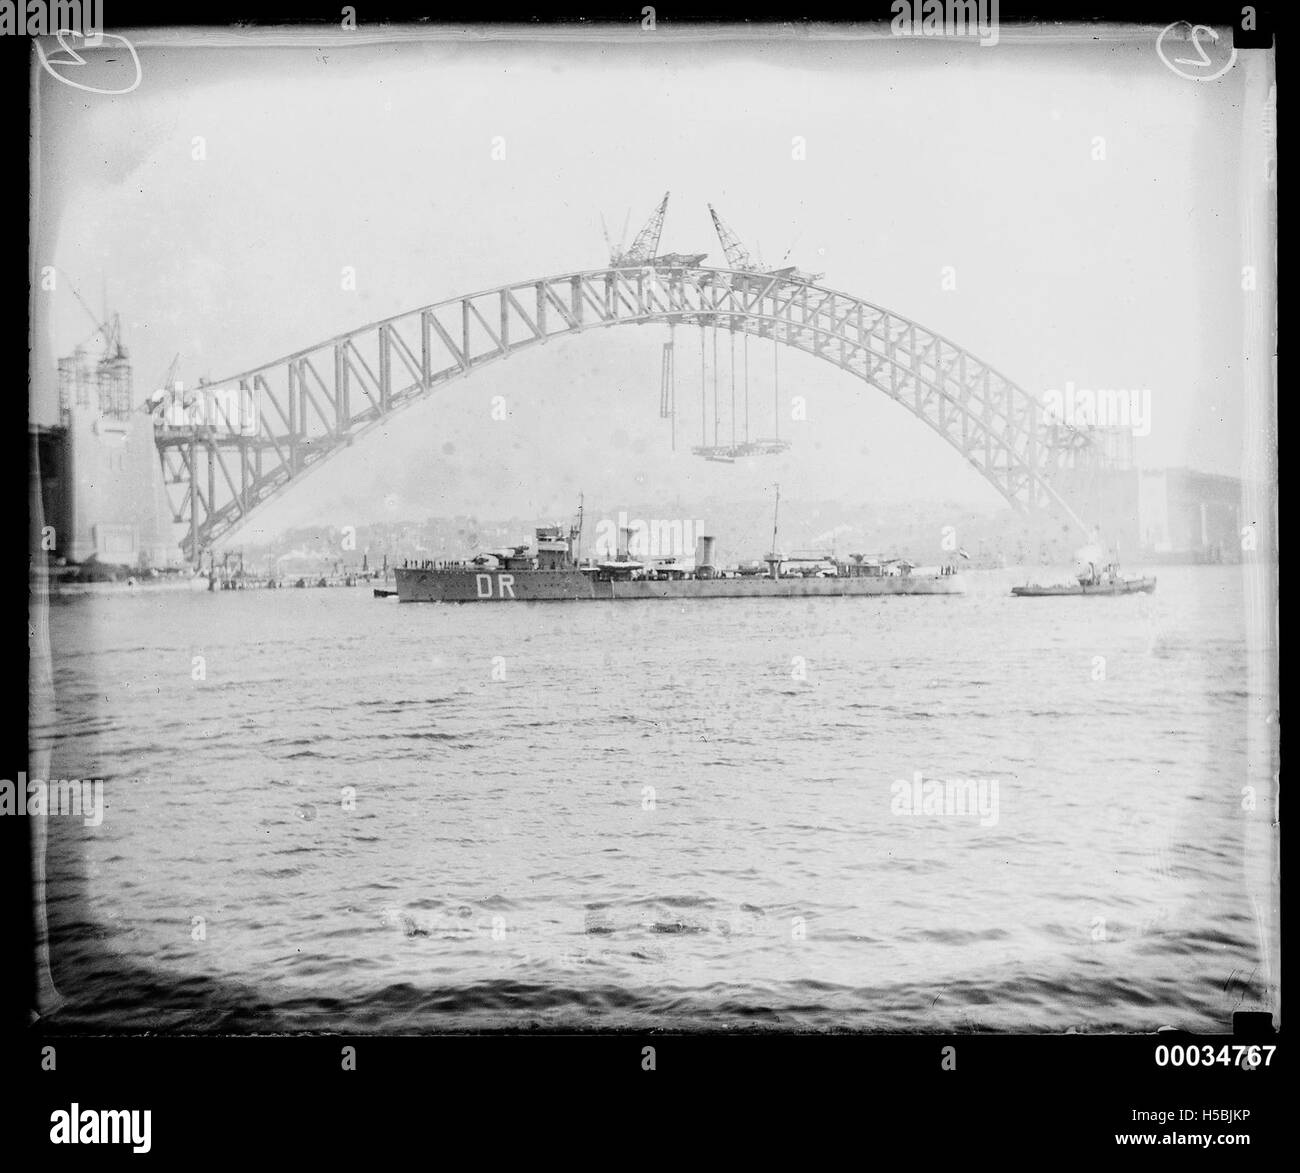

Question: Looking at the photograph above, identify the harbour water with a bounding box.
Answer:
[30,565,1272,1032]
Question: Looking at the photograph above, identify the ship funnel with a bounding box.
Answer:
[618,526,633,560]
[695,535,716,579]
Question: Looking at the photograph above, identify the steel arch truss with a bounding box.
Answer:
[156,266,1092,561]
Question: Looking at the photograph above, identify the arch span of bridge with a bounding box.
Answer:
[155,265,1092,562]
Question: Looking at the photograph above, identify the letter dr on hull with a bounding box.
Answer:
[476,574,516,598]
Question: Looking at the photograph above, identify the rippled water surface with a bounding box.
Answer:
[31,566,1274,1031]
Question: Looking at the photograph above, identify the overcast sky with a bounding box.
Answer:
[32,26,1253,542]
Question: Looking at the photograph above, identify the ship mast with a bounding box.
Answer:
[769,482,781,579]
[569,492,584,563]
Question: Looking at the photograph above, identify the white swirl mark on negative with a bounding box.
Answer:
[1155,22,1237,83]
[36,30,142,96]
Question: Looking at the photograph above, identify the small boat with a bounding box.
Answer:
[1014,545,1155,597]
[373,587,398,598]
[1013,556,1157,596]
[1012,576,1156,597]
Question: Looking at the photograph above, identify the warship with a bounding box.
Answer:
[393,498,966,603]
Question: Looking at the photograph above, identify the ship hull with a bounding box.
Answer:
[394,567,967,602]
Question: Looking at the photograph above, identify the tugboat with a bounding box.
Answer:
[1012,545,1156,597]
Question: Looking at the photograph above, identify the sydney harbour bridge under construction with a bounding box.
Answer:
[152,193,1101,564]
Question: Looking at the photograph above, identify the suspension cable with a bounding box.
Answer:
[712,323,719,447]
[774,325,780,443]
[730,325,736,452]
[744,331,750,445]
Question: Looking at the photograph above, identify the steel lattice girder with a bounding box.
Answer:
[155,266,1093,561]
